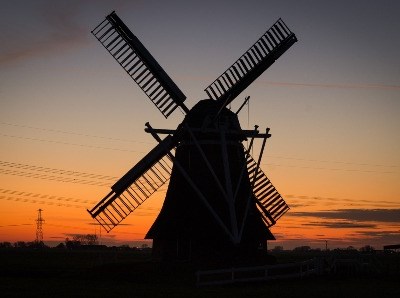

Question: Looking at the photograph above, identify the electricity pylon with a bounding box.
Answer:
[35,209,45,243]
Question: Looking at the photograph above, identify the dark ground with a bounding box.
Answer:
[0,248,399,297]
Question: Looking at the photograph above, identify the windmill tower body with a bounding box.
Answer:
[146,100,274,260]
[88,11,297,264]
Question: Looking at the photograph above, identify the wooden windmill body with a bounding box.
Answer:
[88,11,297,263]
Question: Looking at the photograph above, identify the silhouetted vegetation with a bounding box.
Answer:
[0,241,48,249]
[64,234,98,249]
[0,242,399,297]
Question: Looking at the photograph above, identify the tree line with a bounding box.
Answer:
[0,234,98,249]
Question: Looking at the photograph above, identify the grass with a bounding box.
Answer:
[0,248,399,297]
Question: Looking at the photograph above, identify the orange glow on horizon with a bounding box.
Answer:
[1,168,399,250]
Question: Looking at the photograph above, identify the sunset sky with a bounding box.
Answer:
[1,0,399,250]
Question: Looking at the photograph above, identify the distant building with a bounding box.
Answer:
[383,244,400,252]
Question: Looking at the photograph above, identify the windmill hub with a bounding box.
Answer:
[178,99,243,141]
[88,11,297,265]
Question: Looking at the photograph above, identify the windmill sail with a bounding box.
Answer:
[87,135,176,232]
[245,149,289,227]
[205,18,297,108]
[92,11,188,118]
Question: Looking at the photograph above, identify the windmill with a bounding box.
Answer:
[88,11,297,262]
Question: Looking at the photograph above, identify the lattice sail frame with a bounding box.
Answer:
[87,136,176,232]
[245,148,289,227]
[92,12,188,118]
[205,18,297,108]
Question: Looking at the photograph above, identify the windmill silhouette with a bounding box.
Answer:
[88,11,297,262]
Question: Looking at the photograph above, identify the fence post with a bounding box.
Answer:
[196,271,200,286]
[306,260,309,276]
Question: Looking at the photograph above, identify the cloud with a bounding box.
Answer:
[355,230,400,237]
[285,195,400,208]
[87,222,133,226]
[64,233,87,238]
[134,211,159,217]
[63,232,116,239]
[285,203,311,208]
[263,80,400,91]
[288,209,400,223]
[0,2,88,65]
[0,223,32,227]
[303,221,377,229]
[352,230,400,247]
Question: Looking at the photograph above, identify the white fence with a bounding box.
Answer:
[196,258,323,286]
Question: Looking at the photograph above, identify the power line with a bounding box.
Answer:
[0,168,112,187]
[0,223,32,228]
[46,223,99,232]
[0,183,168,211]
[0,133,146,153]
[265,155,399,169]
[0,195,86,209]
[262,162,398,174]
[0,188,98,205]
[0,161,171,191]
[262,80,400,91]
[2,124,397,172]
[0,160,118,181]
[0,160,116,187]
[283,194,400,207]
[0,122,152,144]
[0,167,169,191]
[0,160,172,191]
[46,223,145,236]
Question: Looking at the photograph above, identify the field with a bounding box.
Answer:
[0,248,399,297]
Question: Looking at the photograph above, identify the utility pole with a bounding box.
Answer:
[35,209,45,243]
